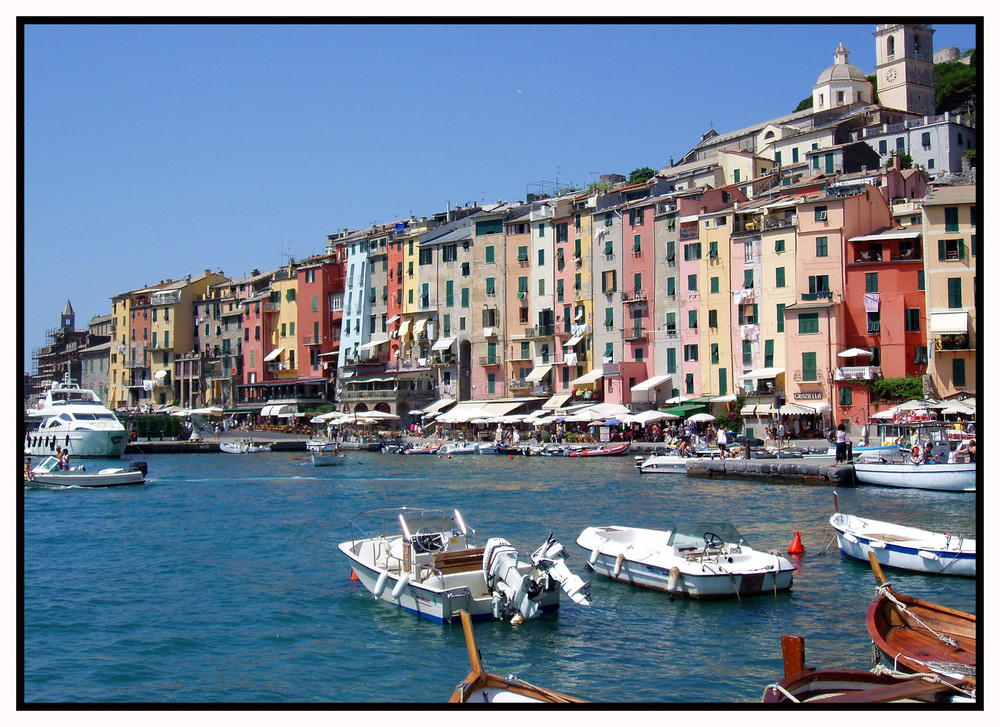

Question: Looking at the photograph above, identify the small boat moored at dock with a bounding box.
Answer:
[637,454,688,473]
[567,441,630,457]
[219,440,272,454]
[577,522,794,599]
[310,452,347,466]
[829,495,974,577]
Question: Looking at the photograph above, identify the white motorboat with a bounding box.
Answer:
[24,376,128,458]
[26,455,146,487]
[219,440,272,454]
[310,452,346,466]
[638,454,688,474]
[306,438,337,452]
[576,522,795,600]
[437,441,482,455]
[829,511,975,577]
[852,461,975,492]
[338,507,591,624]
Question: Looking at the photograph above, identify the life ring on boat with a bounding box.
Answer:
[910,446,922,464]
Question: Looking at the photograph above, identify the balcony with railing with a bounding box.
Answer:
[799,291,838,302]
[762,213,797,231]
[834,365,882,381]
[624,326,647,342]
[850,246,922,264]
[150,291,180,306]
[477,355,502,366]
[622,288,647,304]
[792,369,822,383]
[519,324,556,339]
[430,353,455,366]
[732,219,762,237]
[934,334,973,351]
[679,226,699,241]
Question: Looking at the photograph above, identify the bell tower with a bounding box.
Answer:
[874,24,936,116]
[60,299,75,331]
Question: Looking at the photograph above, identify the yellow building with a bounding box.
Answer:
[922,185,977,397]
[267,264,300,380]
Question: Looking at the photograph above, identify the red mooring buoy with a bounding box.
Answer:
[509,454,514,460]
[350,569,359,581]
[788,531,805,555]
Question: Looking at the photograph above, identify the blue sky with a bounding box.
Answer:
[21,21,979,370]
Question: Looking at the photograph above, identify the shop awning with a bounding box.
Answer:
[398,319,412,338]
[930,311,968,334]
[422,397,457,416]
[431,337,456,351]
[414,318,430,335]
[261,404,295,417]
[661,403,709,418]
[571,369,604,387]
[564,335,583,348]
[630,374,671,393]
[740,404,757,415]
[525,365,553,383]
[755,403,774,415]
[358,338,389,355]
[264,348,283,362]
[386,314,400,325]
[779,402,814,414]
[481,401,527,417]
[741,367,784,380]
[542,393,573,410]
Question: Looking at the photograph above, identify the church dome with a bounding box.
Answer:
[815,43,868,84]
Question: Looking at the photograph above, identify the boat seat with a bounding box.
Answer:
[862,533,917,543]
[431,547,487,574]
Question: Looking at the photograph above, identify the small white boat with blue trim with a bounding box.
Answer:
[338,507,591,624]
[829,500,974,577]
[577,522,795,599]
[638,454,688,473]
[219,440,272,454]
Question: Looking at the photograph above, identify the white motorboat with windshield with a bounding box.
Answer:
[577,522,795,599]
[219,440,272,454]
[851,422,975,492]
[339,507,591,624]
[24,376,128,458]
[25,455,147,487]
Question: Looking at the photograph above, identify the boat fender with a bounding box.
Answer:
[588,546,601,565]
[869,540,886,549]
[390,572,410,600]
[910,446,921,464]
[667,566,681,591]
[373,570,389,597]
[917,550,940,561]
[843,533,859,544]
[612,552,626,577]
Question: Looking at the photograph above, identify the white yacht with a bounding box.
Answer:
[24,377,128,458]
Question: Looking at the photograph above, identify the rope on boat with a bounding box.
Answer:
[871,664,976,700]
[761,683,800,703]
[875,583,960,649]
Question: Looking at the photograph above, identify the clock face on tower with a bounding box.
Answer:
[886,67,898,83]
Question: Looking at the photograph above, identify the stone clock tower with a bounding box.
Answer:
[874,24,936,115]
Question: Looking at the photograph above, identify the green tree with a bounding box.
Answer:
[935,57,976,114]
[866,376,924,404]
[627,167,656,185]
[793,96,813,112]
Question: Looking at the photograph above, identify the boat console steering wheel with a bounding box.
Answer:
[703,532,725,550]
[413,527,445,554]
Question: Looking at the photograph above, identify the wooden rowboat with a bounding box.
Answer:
[761,635,972,703]
[866,552,976,688]
[448,611,586,703]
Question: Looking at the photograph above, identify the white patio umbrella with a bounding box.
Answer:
[358,411,400,420]
[633,410,671,425]
[687,412,716,423]
[837,347,874,358]
[309,416,326,424]
[871,408,898,420]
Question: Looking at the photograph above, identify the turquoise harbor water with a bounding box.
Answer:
[22,451,978,704]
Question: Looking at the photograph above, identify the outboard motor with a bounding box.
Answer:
[483,538,542,622]
[530,534,592,606]
[131,461,148,477]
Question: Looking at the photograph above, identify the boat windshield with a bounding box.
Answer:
[33,456,61,473]
[400,509,465,539]
[667,522,746,548]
